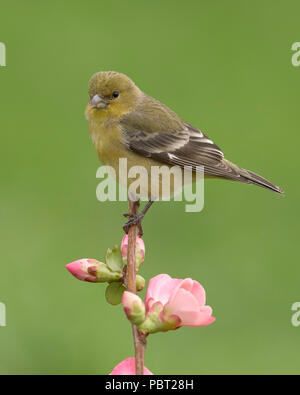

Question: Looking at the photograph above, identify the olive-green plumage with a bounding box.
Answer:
[85,71,283,195]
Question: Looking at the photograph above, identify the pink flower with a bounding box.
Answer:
[121,235,145,264]
[110,358,153,375]
[122,274,215,333]
[146,274,215,328]
[66,259,102,282]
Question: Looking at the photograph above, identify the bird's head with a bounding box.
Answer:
[86,71,142,120]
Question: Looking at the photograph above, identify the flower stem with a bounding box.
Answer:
[126,199,147,375]
[132,326,147,374]
[126,199,138,294]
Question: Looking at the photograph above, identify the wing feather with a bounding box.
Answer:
[119,95,241,180]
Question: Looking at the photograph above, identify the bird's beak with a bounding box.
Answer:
[91,94,107,109]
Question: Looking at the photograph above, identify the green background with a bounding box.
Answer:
[0,0,299,375]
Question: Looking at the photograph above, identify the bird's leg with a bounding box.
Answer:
[123,200,155,237]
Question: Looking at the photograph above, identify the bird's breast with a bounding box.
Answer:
[87,117,196,200]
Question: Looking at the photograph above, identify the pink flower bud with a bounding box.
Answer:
[136,274,146,291]
[66,259,102,282]
[66,259,122,283]
[120,235,128,259]
[122,291,146,326]
[121,235,145,266]
[110,358,153,375]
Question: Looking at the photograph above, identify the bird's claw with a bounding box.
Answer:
[123,213,144,237]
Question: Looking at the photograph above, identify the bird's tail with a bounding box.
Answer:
[224,159,284,194]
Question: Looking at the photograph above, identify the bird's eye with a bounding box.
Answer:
[112,91,119,99]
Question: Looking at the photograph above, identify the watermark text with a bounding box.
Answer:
[291,302,300,327]
[0,302,6,327]
[0,42,6,67]
[291,42,300,67]
[96,158,204,213]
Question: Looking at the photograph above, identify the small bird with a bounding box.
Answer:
[85,71,283,235]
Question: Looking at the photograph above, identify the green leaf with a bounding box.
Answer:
[105,282,126,305]
[105,245,124,272]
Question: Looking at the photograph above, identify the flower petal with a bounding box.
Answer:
[191,280,206,306]
[180,306,215,327]
[167,288,199,315]
[146,274,182,306]
[110,357,153,375]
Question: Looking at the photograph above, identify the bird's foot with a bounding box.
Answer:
[123,213,144,237]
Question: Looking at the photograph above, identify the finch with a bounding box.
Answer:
[85,71,283,234]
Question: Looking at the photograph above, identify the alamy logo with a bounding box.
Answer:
[291,42,300,67]
[0,303,6,327]
[95,158,204,213]
[291,302,300,327]
[0,42,6,67]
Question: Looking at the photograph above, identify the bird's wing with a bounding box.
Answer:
[120,96,283,193]
[120,97,241,180]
